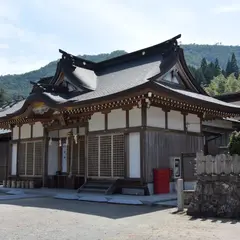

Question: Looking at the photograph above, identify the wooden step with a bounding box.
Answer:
[80,188,107,193]
[77,179,116,194]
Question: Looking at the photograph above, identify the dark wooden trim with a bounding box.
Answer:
[84,122,89,183]
[58,144,62,172]
[88,126,142,135]
[165,110,168,129]
[141,105,147,127]
[200,116,203,134]
[124,133,129,178]
[202,125,233,133]
[104,113,108,131]
[11,137,44,143]
[8,126,14,178]
[126,109,129,128]
[42,127,49,187]
[16,126,21,177]
[183,113,187,132]
[88,125,202,137]
[140,130,145,183]
[46,122,88,131]
[146,126,203,136]
[140,105,147,182]
[30,124,33,138]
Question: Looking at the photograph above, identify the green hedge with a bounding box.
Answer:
[228,131,240,155]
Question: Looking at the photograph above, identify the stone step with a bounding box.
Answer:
[84,182,112,189]
[80,188,107,193]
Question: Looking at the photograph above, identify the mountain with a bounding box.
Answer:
[1,44,240,97]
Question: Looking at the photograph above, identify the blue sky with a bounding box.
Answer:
[0,0,239,75]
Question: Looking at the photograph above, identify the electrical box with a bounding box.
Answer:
[170,157,181,179]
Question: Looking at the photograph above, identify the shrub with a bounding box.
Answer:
[228,131,240,155]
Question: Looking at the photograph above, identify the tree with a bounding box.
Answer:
[0,88,6,107]
[225,59,232,77]
[230,53,239,78]
[200,58,208,73]
[228,131,240,155]
[214,58,221,76]
[204,62,215,84]
[205,73,240,96]
[226,74,240,93]
[195,68,207,85]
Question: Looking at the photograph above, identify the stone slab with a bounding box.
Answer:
[79,196,108,203]
[108,198,143,205]
[54,194,79,200]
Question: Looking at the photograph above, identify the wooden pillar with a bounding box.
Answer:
[42,127,49,187]
[16,124,21,177]
[140,104,147,183]
[84,122,89,183]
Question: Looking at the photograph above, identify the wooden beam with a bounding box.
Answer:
[42,127,49,187]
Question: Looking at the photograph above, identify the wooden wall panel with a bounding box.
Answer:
[0,141,9,181]
[144,130,203,182]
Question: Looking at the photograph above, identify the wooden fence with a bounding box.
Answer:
[195,152,240,175]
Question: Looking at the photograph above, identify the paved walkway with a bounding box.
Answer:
[0,197,239,240]
[0,186,177,206]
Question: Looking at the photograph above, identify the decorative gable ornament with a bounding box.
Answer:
[32,105,49,115]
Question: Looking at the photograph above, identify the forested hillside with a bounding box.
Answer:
[1,44,240,100]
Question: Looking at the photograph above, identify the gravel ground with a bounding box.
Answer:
[0,197,240,240]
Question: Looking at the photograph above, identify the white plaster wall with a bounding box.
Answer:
[59,128,72,138]
[11,143,17,175]
[147,106,165,128]
[49,130,59,138]
[20,124,31,139]
[203,119,233,129]
[108,109,126,129]
[32,122,44,138]
[89,112,105,131]
[186,114,201,133]
[163,71,179,84]
[48,141,58,175]
[129,132,141,178]
[168,110,184,131]
[12,126,19,140]
[129,107,141,127]
[79,127,85,135]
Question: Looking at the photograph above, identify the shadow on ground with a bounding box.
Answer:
[0,197,173,219]
[171,209,240,224]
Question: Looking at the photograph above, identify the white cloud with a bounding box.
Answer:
[1,0,240,76]
[0,57,50,76]
[0,43,9,49]
[213,4,240,13]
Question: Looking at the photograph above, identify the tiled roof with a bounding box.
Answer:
[155,82,240,109]
[0,100,25,118]
[70,58,161,102]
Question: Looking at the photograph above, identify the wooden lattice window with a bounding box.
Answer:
[113,134,125,177]
[79,137,85,176]
[19,143,26,175]
[18,141,43,176]
[88,136,99,177]
[71,136,85,176]
[34,142,43,175]
[100,135,112,177]
[87,134,125,178]
[72,140,78,175]
[26,142,34,175]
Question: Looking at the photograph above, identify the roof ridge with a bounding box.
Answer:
[58,34,181,71]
